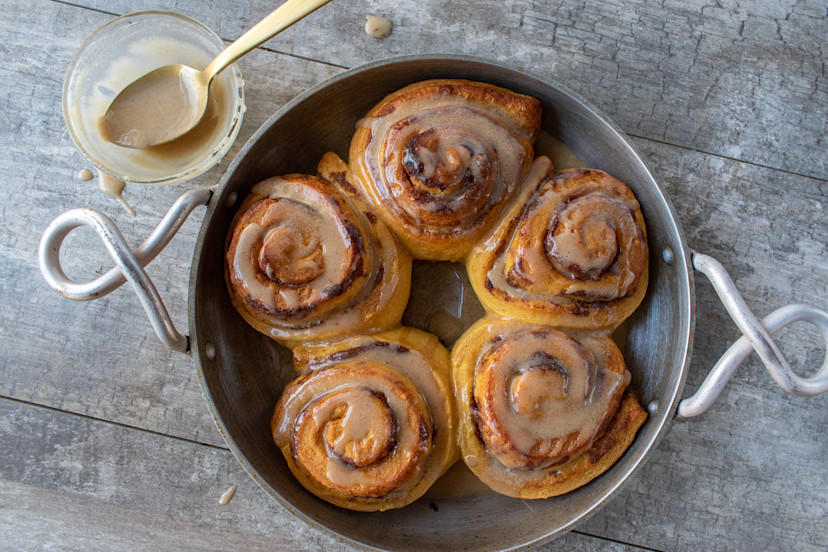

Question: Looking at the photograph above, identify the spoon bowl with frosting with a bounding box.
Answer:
[62,11,245,185]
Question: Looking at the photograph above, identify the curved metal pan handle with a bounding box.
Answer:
[38,187,213,354]
[677,251,828,417]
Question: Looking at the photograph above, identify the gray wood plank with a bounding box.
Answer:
[0,398,648,552]
[1,1,826,551]
[56,0,828,180]
[582,379,828,551]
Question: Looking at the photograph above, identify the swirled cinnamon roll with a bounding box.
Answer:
[467,164,649,330]
[272,327,458,511]
[225,153,411,348]
[349,79,541,261]
[451,316,647,498]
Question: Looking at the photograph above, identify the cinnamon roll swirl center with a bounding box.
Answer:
[377,107,523,230]
[316,388,396,468]
[258,225,325,286]
[281,362,433,498]
[402,128,493,193]
[496,170,648,307]
[473,329,627,469]
[545,196,624,281]
[509,355,569,420]
[229,176,372,321]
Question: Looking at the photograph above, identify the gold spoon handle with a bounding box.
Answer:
[203,0,333,80]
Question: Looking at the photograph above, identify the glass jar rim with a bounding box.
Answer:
[61,10,245,185]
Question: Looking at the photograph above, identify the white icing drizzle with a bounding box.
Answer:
[364,15,392,38]
[233,221,273,301]
[320,382,423,492]
[232,198,350,308]
[336,344,449,437]
[485,159,554,302]
[218,485,236,505]
[76,168,94,181]
[547,215,617,278]
[318,390,393,465]
[96,169,136,217]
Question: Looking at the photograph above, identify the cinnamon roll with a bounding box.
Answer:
[225,152,411,348]
[467,164,649,330]
[349,79,542,261]
[451,316,647,498]
[272,327,458,511]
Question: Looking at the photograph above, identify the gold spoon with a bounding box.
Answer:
[99,0,333,149]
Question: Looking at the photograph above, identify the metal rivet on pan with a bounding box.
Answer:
[647,399,660,415]
[662,247,675,265]
[205,341,217,361]
[226,192,237,208]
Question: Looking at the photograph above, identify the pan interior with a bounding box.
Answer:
[191,56,693,551]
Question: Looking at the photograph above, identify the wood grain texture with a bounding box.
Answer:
[59,0,828,180]
[0,0,826,551]
[0,398,648,552]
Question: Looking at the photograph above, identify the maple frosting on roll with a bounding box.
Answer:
[225,152,411,348]
[473,327,629,469]
[272,327,458,511]
[451,316,647,498]
[349,79,542,261]
[467,165,649,330]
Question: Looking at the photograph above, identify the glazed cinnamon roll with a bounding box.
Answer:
[272,327,458,511]
[349,79,541,261]
[225,153,411,348]
[452,316,646,498]
[467,164,649,330]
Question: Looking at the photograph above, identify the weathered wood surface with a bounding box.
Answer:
[55,0,828,181]
[1,399,646,552]
[0,0,826,551]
